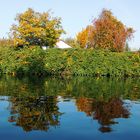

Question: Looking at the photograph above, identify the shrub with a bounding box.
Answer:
[0,46,46,76]
[0,47,140,77]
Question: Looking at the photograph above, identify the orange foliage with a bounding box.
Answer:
[77,9,134,51]
[76,25,95,48]
[93,9,134,51]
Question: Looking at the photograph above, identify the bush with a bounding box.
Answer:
[0,46,46,76]
[0,47,140,77]
[44,49,140,77]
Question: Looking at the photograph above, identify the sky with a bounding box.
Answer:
[0,0,140,50]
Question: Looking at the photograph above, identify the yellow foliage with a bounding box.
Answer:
[11,8,64,48]
[77,25,95,48]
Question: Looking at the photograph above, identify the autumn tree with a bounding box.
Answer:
[76,25,95,48]
[11,8,64,48]
[93,9,134,52]
[77,9,134,52]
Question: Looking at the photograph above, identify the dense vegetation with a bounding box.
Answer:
[0,46,140,77]
[0,9,138,78]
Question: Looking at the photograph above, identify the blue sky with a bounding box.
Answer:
[0,0,140,49]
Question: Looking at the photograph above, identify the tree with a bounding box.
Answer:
[11,8,64,48]
[77,25,95,48]
[93,9,134,52]
[125,42,131,52]
[77,9,134,52]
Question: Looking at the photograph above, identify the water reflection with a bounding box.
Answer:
[76,97,130,132]
[0,76,140,100]
[8,96,61,132]
[6,95,131,133]
[0,76,140,135]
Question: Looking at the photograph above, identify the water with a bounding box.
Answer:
[0,76,140,140]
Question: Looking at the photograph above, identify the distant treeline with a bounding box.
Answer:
[0,38,14,47]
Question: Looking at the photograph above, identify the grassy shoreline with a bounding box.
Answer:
[0,46,140,77]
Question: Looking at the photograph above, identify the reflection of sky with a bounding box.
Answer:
[0,97,140,140]
[0,100,22,139]
[112,102,140,138]
[0,0,140,49]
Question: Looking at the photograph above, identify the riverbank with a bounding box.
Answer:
[0,46,140,77]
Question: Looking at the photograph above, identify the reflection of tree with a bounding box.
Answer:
[76,97,130,133]
[1,76,140,101]
[1,76,139,133]
[8,96,61,132]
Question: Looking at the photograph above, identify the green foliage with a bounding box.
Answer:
[0,47,140,77]
[44,49,140,77]
[0,46,46,75]
[0,76,140,101]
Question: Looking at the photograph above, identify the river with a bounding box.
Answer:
[0,76,140,140]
